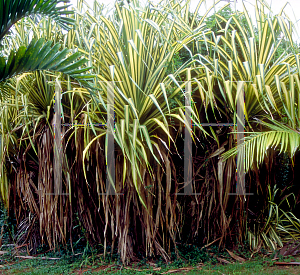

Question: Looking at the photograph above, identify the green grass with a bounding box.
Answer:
[1,252,300,275]
[0,243,299,275]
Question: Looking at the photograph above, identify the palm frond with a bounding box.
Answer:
[0,38,92,83]
[222,118,300,172]
[0,0,75,41]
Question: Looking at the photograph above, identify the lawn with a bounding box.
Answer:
[1,252,300,275]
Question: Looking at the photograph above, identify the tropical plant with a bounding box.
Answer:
[214,0,300,250]
[0,0,92,211]
[247,185,300,251]
[72,0,212,262]
[1,0,241,262]
[2,0,300,264]
[0,0,93,254]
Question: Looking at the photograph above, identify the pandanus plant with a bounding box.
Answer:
[213,0,300,250]
[72,0,212,262]
[0,0,93,252]
[0,0,92,197]
[169,0,300,248]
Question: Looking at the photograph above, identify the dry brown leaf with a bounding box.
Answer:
[279,240,300,256]
[89,264,115,273]
[216,257,231,264]
[124,267,161,272]
[160,267,194,274]
[225,249,246,262]
[274,262,300,265]
[15,255,60,260]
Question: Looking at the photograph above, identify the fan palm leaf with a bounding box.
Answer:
[0,0,92,88]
